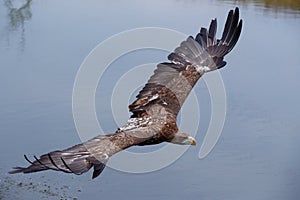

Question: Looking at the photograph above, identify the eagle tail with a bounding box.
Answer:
[9,141,109,179]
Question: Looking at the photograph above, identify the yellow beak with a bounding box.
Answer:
[191,139,196,146]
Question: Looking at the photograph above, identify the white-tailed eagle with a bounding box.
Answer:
[10,8,242,179]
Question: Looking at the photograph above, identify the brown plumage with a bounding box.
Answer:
[9,8,242,179]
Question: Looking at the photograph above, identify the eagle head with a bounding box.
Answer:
[170,131,196,146]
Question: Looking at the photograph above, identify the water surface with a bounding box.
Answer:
[0,0,299,199]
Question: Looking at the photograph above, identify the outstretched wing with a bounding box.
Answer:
[129,7,242,118]
[9,126,157,179]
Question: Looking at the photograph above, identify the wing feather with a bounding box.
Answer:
[9,129,155,179]
[208,18,217,46]
[129,8,242,117]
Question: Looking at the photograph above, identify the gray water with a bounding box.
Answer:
[0,0,299,199]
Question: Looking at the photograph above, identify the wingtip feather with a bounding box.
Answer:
[8,167,26,174]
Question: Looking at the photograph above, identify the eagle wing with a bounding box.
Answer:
[9,125,158,179]
[129,7,242,118]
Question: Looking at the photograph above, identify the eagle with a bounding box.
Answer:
[9,8,242,179]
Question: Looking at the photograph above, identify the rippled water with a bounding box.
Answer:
[0,0,299,199]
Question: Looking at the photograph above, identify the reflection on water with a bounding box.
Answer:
[220,0,300,15]
[4,0,32,50]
